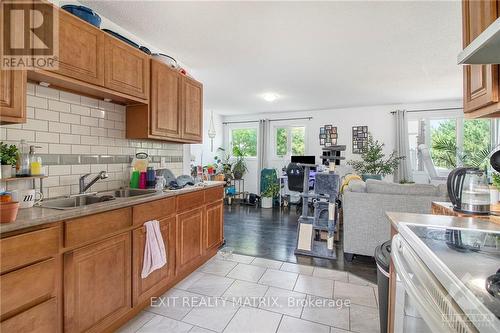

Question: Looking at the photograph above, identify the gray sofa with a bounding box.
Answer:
[342,179,449,260]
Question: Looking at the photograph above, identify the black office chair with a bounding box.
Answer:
[286,163,306,212]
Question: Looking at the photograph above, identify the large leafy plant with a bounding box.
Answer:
[0,142,18,166]
[348,135,405,177]
[232,145,248,179]
[432,136,492,169]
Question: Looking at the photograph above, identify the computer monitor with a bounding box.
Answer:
[291,156,316,171]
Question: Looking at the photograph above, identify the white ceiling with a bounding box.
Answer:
[82,1,463,115]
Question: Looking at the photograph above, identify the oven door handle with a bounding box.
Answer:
[391,235,454,333]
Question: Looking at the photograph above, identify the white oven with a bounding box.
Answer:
[391,234,479,333]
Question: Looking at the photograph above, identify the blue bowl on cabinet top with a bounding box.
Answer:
[61,5,101,28]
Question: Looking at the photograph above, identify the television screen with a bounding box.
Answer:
[291,156,316,170]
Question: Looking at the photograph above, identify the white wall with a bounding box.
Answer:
[187,111,224,173]
[223,100,462,194]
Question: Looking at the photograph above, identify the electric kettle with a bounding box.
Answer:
[447,167,490,214]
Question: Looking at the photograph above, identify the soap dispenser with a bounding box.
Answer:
[29,145,43,176]
[16,140,30,177]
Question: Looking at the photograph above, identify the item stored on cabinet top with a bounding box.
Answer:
[61,5,102,28]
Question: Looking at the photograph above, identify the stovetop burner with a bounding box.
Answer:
[487,269,500,298]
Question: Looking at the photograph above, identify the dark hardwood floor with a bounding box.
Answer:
[223,204,377,282]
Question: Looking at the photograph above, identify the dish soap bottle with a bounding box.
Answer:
[16,140,30,177]
[29,145,43,176]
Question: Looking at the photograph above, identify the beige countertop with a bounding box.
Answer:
[386,211,500,233]
[1,181,225,235]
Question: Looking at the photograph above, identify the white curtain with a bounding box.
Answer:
[257,119,269,191]
[394,110,412,182]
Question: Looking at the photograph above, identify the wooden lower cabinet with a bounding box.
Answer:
[132,216,177,306]
[0,297,58,333]
[205,201,224,253]
[64,232,132,333]
[176,208,204,274]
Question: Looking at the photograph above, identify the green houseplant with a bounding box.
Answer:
[347,135,405,181]
[0,142,18,179]
[261,174,280,208]
[232,145,248,180]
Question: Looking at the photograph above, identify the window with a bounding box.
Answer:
[275,126,306,157]
[231,128,257,157]
[407,113,493,174]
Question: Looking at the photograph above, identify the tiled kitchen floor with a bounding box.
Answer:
[118,254,380,333]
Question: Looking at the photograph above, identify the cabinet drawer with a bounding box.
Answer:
[177,191,205,213]
[0,297,57,333]
[204,187,223,204]
[65,208,132,248]
[0,259,56,318]
[133,197,176,226]
[0,226,60,274]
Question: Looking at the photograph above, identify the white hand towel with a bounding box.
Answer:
[141,220,167,279]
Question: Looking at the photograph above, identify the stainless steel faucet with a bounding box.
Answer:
[79,171,109,194]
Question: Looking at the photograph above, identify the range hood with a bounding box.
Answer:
[458,17,500,64]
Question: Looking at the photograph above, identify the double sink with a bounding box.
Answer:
[39,188,159,210]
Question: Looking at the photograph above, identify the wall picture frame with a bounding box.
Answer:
[319,125,338,146]
[352,126,368,154]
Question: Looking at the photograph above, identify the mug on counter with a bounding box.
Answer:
[11,189,43,208]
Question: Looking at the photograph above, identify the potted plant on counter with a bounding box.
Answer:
[0,142,18,179]
[261,175,280,209]
[347,134,404,181]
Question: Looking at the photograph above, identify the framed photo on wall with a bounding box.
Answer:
[319,125,338,146]
[352,126,368,154]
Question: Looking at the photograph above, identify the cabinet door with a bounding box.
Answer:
[104,36,150,99]
[205,201,223,253]
[0,69,26,124]
[181,77,203,142]
[462,0,499,113]
[132,217,176,306]
[150,60,181,138]
[52,8,104,86]
[176,208,204,274]
[64,233,131,333]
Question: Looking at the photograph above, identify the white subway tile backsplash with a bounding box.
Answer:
[49,144,71,154]
[71,105,91,116]
[60,134,80,144]
[49,121,71,133]
[71,144,91,154]
[71,165,91,174]
[49,165,71,176]
[80,96,99,108]
[35,108,59,121]
[90,108,106,119]
[81,135,99,145]
[35,85,59,100]
[59,91,80,104]
[4,86,184,199]
[71,124,90,135]
[36,132,59,143]
[91,127,107,137]
[80,116,99,127]
[7,129,35,141]
[59,112,80,124]
[27,95,48,109]
[22,119,48,131]
[48,100,71,113]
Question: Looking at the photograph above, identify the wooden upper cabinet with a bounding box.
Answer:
[0,70,26,124]
[181,77,203,142]
[64,233,131,333]
[132,217,176,306]
[462,0,499,116]
[53,9,104,86]
[104,35,150,100]
[150,60,181,138]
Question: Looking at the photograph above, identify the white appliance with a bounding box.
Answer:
[392,223,500,333]
[458,17,500,64]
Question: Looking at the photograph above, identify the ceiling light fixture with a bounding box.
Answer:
[262,92,279,102]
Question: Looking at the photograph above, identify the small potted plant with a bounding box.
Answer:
[261,175,280,208]
[491,173,500,203]
[231,145,248,180]
[0,142,18,179]
[347,134,405,181]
